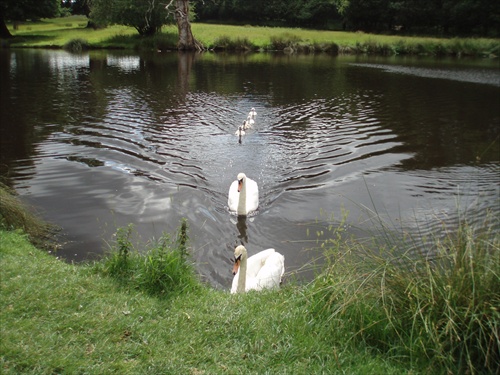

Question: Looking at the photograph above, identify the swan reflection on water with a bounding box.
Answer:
[236,215,248,243]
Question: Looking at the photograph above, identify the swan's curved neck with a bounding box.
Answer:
[237,256,247,293]
[237,181,247,215]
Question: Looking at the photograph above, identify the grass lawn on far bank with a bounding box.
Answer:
[4,15,499,57]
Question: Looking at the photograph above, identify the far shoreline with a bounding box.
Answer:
[2,16,499,58]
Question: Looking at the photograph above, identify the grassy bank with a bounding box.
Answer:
[1,184,499,374]
[4,15,499,57]
[1,229,413,374]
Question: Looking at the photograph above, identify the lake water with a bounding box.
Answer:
[1,49,499,289]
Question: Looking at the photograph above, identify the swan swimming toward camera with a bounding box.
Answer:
[235,125,245,136]
[242,118,252,130]
[231,245,285,293]
[235,125,245,143]
[248,107,257,120]
[228,173,258,215]
[246,115,255,126]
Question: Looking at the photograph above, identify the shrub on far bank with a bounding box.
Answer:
[63,38,90,52]
[211,35,255,51]
[269,32,302,50]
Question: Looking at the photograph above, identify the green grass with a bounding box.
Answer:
[307,208,500,374]
[1,229,415,374]
[97,220,200,299]
[2,175,499,373]
[4,15,499,56]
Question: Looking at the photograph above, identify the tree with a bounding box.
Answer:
[167,0,203,50]
[63,0,91,17]
[91,0,169,36]
[90,0,203,49]
[0,0,60,38]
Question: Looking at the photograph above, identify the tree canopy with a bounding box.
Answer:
[90,0,171,36]
[0,0,60,38]
[1,0,497,40]
[192,0,499,36]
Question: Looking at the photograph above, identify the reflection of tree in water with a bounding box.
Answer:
[177,52,197,95]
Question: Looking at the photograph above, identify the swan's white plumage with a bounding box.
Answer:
[231,246,285,293]
[248,108,257,119]
[228,173,258,215]
[235,125,245,136]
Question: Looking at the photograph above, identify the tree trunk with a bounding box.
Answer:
[175,0,203,51]
[0,17,13,39]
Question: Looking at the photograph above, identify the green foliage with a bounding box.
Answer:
[101,220,200,298]
[355,40,393,55]
[133,32,178,51]
[63,37,90,52]
[0,0,61,21]
[212,35,255,51]
[192,0,500,37]
[269,33,303,50]
[7,16,498,57]
[384,221,500,372]
[90,0,172,36]
[104,224,134,279]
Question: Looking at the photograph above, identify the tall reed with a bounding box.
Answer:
[307,211,499,373]
[100,219,200,297]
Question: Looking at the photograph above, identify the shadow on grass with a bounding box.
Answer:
[99,32,178,51]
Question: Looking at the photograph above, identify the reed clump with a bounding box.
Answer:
[211,35,255,51]
[269,32,303,51]
[307,213,500,373]
[63,38,90,52]
[99,219,200,298]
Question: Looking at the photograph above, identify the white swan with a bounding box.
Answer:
[235,125,246,136]
[235,125,245,144]
[228,173,259,215]
[246,115,255,127]
[231,245,285,293]
[243,119,252,130]
[248,107,257,120]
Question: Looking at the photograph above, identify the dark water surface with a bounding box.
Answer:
[1,49,499,288]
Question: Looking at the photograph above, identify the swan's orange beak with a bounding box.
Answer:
[232,258,240,275]
[237,179,243,193]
